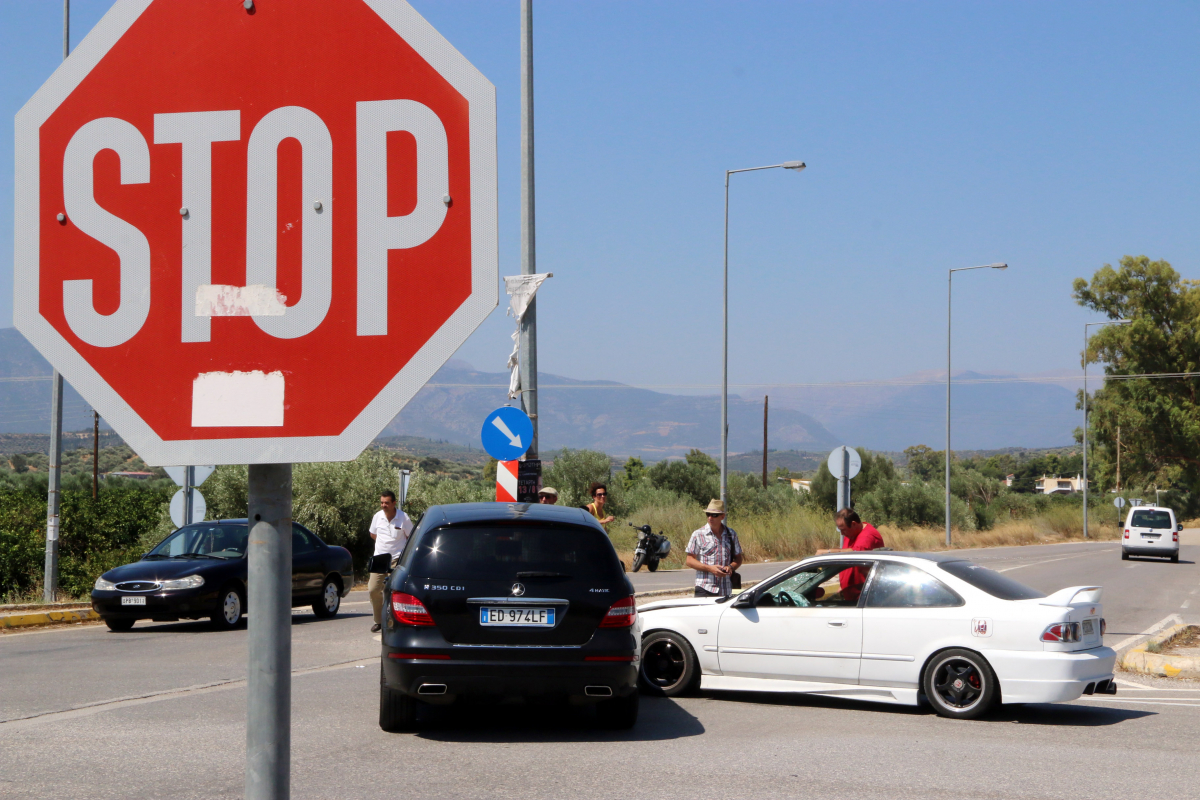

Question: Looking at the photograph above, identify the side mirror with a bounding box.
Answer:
[1178,523,1184,532]
[730,591,755,608]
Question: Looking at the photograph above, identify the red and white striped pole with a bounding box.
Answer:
[496,460,519,502]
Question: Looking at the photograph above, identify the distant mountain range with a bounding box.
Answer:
[383,360,840,458]
[0,328,837,459]
[746,369,1082,452]
[0,326,1083,458]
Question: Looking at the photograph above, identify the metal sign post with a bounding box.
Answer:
[827,446,862,512]
[246,464,292,800]
[1113,495,1126,529]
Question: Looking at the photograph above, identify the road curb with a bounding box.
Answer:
[1121,624,1200,679]
[0,607,100,630]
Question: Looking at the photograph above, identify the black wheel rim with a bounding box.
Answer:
[933,658,984,709]
[642,639,686,689]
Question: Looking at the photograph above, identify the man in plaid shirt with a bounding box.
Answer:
[685,499,744,598]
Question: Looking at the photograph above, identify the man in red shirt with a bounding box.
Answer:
[815,508,885,603]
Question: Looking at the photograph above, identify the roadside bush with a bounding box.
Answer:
[0,486,47,602]
[855,479,975,531]
[646,455,718,507]
[542,449,617,511]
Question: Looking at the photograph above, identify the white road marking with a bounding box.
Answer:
[997,550,1114,573]
[0,657,375,729]
[1110,613,1184,654]
[1184,600,1191,609]
[1075,698,1200,708]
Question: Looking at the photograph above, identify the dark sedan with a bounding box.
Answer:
[91,519,354,631]
[379,503,639,731]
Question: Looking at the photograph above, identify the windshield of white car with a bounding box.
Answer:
[147,524,248,559]
[936,561,1046,600]
[1130,510,1172,529]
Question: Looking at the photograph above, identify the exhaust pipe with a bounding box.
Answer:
[417,684,448,695]
[1083,682,1096,695]
[584,685,613,697]
[1099,679,1117,695]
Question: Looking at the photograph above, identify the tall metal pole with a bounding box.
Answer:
[1082,325,1089,540]
[945,263,1007,547]
[246,463,292,800]
[761,395,768,488]
[945,271,953,547]
[44,0,69,603]
[720,172,730,505]
[518,0,538,460]
[718,161,804,507]
[92,411,99,500]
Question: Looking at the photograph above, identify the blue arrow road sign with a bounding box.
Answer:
[481,406,533,462]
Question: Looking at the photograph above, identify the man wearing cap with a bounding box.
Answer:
[537,487,558,504]
[685,499,743,598]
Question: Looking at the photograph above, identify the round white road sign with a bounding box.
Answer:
[169,489,207,528]
[827,446,862,480]
[1113,496,1126,508]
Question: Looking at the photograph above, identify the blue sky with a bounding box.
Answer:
[4,0,1199,393]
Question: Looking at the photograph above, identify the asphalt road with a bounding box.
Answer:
[2,538,1198,799]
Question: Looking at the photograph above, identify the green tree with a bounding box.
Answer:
[809,448,897,512]
[903,445,945,482]
[621,457,647,489]
[542,449,614,510]
[1073,255,1200,491]
[647,458,719,507]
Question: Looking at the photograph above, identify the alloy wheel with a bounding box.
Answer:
[933,659,983,709]
[642,639,686,690]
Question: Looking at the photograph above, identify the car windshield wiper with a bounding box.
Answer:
[141,554,171,559]
[177,553,222,560]
[515,571,570,579]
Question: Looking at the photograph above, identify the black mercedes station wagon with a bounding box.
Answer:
[379,503,640,731]
[91,520,354,631]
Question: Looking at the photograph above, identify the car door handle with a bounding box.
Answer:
[827,620,846,627]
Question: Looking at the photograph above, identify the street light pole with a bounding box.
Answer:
[946,263,1007,547]
[721,161,805,505]
[1083,319,1130,539]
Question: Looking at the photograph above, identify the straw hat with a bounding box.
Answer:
[705,499,725,515]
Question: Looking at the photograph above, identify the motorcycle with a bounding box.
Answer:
[628,523,671,572]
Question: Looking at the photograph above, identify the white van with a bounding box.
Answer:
[1121,506,1182,562]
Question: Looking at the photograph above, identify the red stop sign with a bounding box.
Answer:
[14,0,497,465]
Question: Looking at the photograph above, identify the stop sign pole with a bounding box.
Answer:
[14,3,497,798]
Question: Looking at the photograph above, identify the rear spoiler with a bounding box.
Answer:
[1040,586,1102,606]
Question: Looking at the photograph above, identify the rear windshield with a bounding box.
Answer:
[936,561,1046,601]
[407,525,622,581]
[1130,510,1172,529]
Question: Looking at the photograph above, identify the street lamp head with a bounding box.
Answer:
[782,161,806,171]
[990,263,1008,270]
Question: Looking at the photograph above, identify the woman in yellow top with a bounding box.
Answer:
[586,482,616,530]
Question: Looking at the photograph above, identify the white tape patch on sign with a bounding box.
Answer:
[497,459,519,503]
[192,370,285,427]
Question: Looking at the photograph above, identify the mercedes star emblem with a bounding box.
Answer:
[511,583,526,596]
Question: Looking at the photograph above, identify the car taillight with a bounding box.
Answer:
[391,592,435,626]
[1100,618,1107,636]
[1123,529,1130,539]
[1041,622,1081,643]
[599,596,637,628]
[1173,532,1179,542]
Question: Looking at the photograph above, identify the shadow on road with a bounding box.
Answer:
[701,690,1154,726]
[110,611,369,634]
[412,696,704,743]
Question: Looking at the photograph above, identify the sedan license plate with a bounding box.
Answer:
[1082,619,1095,635]
[121,596,146,606]
[480,607,554,627]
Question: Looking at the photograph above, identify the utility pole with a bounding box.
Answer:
[92,410,99,500]
[44,0,69,603]
[1115,425,1121,492]
[762,396,768,488]
[518,0,539,461]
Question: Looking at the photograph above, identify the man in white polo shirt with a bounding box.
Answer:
[368,489,414,633]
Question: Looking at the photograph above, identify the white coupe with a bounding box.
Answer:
[637,552,1117,719]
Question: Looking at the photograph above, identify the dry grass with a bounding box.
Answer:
[612,500,1120,568]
